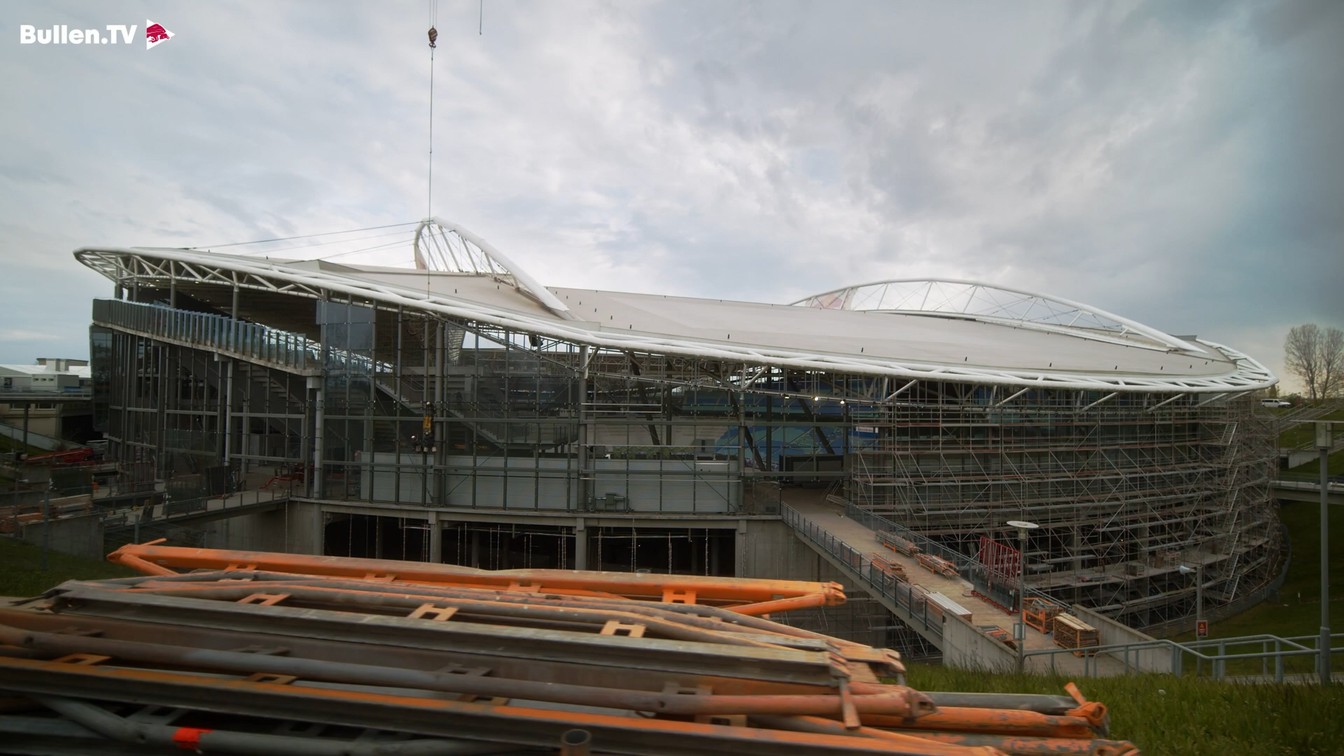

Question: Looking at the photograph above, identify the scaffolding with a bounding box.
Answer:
[845,385,1281,629]
[77,235,1283,637]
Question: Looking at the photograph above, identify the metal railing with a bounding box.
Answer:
[1024,631,1344,682]
[100,485,291,544]
[94,299,321,373]
[841,501,974,574]
[781,504,942,641]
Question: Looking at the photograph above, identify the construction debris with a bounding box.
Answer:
[917,552,961,578]
[0,543,1138,755]
[878,531,922,557]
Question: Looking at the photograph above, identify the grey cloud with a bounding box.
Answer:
[0,0,1339,392]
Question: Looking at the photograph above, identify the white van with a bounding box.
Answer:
[1260,398,1291,408]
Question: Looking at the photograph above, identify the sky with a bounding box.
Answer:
[1,1,1340,394]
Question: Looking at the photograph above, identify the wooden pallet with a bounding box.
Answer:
[1022,597,1062,634]
[1053,613,1099,656]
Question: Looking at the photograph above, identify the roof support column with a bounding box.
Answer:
[220,358,234,466]
[308,376,325,499]
[573,518,588,570]
[426,510,442,563]
[577,346,591,510]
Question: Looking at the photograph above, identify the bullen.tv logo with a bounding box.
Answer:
[18,19,175,50]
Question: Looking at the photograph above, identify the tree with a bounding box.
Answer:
[1284,324,1344,401]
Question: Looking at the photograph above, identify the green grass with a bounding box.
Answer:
[0,535,136,598]
[1286,449,1344,478]
[1160,501,1344,677]
[1277,408,1344,450]
[1174,501,1344,643]
[905,665,1344,756]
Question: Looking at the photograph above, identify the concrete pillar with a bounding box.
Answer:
[427,511,442,563]
[735,519,749,577]
[577,346,591,509]
[308,376,325,499]
[574,518,587,570]
[222,359,234,465]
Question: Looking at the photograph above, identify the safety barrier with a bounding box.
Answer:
[782,505,943,642]
[93,299,321,373]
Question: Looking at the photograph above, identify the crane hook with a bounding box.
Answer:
[428,26,438,49]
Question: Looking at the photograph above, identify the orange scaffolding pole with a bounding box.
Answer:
[107,542,846,610]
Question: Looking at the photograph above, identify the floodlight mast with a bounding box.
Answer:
[1317,421,1333,685]
[1007,519,1039,673]
[1179,564,1202,638]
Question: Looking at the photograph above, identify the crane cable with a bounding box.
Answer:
[426,0,438,222]
[421,0,439,282]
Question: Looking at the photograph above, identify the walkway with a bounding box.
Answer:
[779,488,1123,676]
[99,485,290,535]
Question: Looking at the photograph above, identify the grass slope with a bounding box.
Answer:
[0,536,136,598]
[905,665,1344,756]
[1171,501,1344,646]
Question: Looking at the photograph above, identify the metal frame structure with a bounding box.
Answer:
[73,219,1283,635]
[0,546,1138,755]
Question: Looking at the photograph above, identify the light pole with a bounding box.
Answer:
[1007,519,1039,673]
[1179,564,1202,637]
[1317,421,1332,685]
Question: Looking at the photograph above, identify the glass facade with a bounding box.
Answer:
[84,257,1282,629]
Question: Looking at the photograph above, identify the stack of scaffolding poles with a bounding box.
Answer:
[0,542,1139,755]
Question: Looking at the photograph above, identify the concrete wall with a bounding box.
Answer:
[737,519,825,581]
[735,519,895,648]
[19,513,104,561]
[202,502,324,556]
[1071,604,1172,673]
[941,615,1016,672]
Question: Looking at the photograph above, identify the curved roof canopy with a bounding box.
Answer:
[794,279,1203,354]
[74,220,1275,394]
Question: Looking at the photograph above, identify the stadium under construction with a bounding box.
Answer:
[73,218,1283,643]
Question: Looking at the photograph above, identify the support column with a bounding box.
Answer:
[308,376,325,499]
[576,346,592,509]
[573,518,588,570]
[220,359,234,464]
[734,519,749,577]
[427,511,442,563]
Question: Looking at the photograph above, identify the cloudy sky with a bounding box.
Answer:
[1,1,1340,392]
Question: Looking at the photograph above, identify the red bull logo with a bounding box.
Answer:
[16,18,174,49]
[145,19,173,50]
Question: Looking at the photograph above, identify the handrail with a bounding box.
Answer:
[93,299,402,380]
[780,504,943,642]
[99,486,292,537]
[94,299,321,373]
[1025,630,1344,682]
